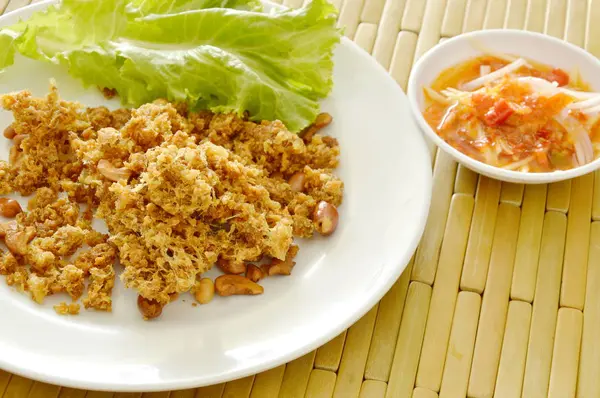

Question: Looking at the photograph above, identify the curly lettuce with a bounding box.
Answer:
[0,0,341,132]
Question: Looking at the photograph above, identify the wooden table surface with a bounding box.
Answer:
[1,0,600,396]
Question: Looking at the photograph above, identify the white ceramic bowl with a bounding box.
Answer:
[407,29,600,184]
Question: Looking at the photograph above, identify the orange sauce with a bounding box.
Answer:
[423,55,594,172]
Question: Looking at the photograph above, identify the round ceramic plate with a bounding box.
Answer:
[0,1,432,392]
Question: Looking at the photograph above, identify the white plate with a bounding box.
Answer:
[0,1,432,392]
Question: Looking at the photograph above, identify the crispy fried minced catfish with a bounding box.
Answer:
[0,84,343,318]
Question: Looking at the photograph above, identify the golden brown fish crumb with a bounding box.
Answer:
[0,84,343,318]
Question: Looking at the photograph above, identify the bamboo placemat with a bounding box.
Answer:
[1,0,599,396]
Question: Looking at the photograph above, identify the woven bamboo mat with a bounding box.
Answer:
[1,0,599,396]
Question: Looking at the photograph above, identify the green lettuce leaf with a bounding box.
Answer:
[0,0,340,132]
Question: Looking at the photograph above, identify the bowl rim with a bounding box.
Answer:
[407,28,600,184]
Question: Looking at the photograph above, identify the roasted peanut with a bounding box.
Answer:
[300,125,318,142]
[287,243,300,259]
[214,275,264,296]
[3,125,15,139]
[13,134,26,148]
[5,226,35,256]
[300,113,333,142]
[194,278,215,304]
[262,259,294,276]
[313,201,339,236]
[246,264,264,282]
[97,159,131,182]
[0,198,22,218]
[216,257,247,274]
[137,295,163,320]
[8,146,20,165]
[261,244,298,276]
[288,172,306,192]
[314,112,333,129]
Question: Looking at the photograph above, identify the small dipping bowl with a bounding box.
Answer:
[407,29,600,184]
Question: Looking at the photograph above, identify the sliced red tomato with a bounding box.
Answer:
[484,98,514,126]
[545,68,570,86]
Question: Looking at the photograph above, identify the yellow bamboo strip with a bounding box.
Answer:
[360,0,385,23]
[338,0,366,39]
[586,0,600,57]
[385,282,432,398]
[168,392,194,398]
[371,0,408,69]
[413,0,447,158]
[460,177,501,294]
[315,331,347,372]
[412,0,447,60]
[365,261,413,382]
[3,375,33,398]
[359,380,387,398]
[85,392,114,398]
[510,184,548,302]
[412,152,458,285]
[58,388,87,398]
[524,0,547,32]
[483,0,508,28]
[577,222,600,397]
[278,351,316,398]
[113,394,141,398]
[544,0,568,38]
[416,194,475,391]
[500,183,524,206]
[27,383,60,398]
[222,376,255,398]
[354,23,378,53]
[401,0,427,32]
[504,0,527,28]
[441,0,467,36]
[194,383,225,398]
[141,393,169,398]
[389,31,418,90]
[564,0,587,46]
[494,300,532,398]
[463,0,487,31]
[522,211,568,398]
[0,371,10,397]
[412,387,438,398]
[332,306,378,398]
[438,292,481,398]
[454,165,478,196]
[305,370,336,398]
[593,171,600,221]
[561,173,593,310]
[468,204,521,398]
[546,181,571,213]
[249,365,285,398]
[548,308,583,398]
